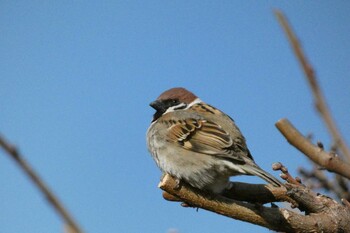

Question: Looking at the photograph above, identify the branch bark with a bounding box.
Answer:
[159,174,295,232]
[164,181,294,205]
[223,182,292,204]
[159,174,350,233]
[275,119,350,180]
[0,135,83,233]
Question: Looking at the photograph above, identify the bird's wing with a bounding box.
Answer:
[166,118,247,164]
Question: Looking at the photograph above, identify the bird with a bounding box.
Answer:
[146,87,282,194]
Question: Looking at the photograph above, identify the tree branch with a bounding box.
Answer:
[274,10,350,161]
[275,118,350,180]
[159,174,294,232]
[159,174,350,232]
[0,135,83,233]
[223,182,293,204]
[164,181,294,205]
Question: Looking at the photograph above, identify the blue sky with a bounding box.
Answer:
[1,2,349,233]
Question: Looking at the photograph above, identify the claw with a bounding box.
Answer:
[174,178,182,190]
[181,202,199,211]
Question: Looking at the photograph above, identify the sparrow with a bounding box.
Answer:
[146,87,282,194]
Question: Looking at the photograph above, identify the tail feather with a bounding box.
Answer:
[242,165,283,187]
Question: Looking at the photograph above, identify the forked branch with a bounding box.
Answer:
[159,174,350,232]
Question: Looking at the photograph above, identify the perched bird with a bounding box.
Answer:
[146,87,282,193]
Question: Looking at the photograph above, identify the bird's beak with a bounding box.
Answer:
[149,100,164,111]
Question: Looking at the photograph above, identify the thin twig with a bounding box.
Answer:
[273,162,301,185]
[299,167,350,201]
[0,135,83,233]
[274,10,350,162]
[275,119,350,180]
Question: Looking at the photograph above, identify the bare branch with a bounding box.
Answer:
[223,182,294,204]
[0,135,83,233]
[276,118,350,180]
[274,10,350,161]
[159,174,350,232]
[159,174,295,232]
[165,182,293,205]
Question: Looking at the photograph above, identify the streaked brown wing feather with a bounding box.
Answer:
[167,118,245,163]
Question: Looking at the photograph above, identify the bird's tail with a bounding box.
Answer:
[242,164,283,187]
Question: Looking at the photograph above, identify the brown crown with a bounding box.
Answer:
[157,87,197,104]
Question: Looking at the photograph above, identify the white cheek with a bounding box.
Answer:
[186,98,202,108]
[164,102,187,114]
